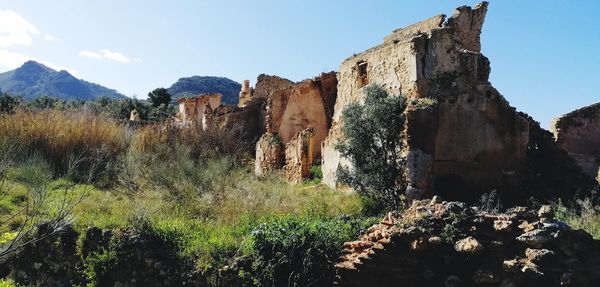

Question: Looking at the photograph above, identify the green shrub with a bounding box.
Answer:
[554,197,600,239]
[242,216,377,286]
[408,97,438,110]
[83,218,196,287]
[0,93,20,114]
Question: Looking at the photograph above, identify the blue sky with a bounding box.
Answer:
[1,0,599,127]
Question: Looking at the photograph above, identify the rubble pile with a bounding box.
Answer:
[335,198,600,286]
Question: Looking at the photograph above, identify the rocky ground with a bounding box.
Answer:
[335,198,600,286]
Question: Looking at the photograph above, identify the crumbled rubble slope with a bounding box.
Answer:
[335,199,600,286]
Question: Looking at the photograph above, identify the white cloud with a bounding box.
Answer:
[79,49,141,64]
[100,49,130,63]
[44,34,58,42]
[0,10,40,48]
[0,49,78,76]
[79,50,102,59]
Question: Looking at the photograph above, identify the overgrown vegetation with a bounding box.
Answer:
[337,85,407,211]
[555,196,600,239]
[0,105,367,286]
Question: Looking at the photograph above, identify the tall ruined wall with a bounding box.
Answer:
[212,98,266,143]
[322,2,529,200]
[253,74,295,100]
[551,102,600,180]
[255,72,338,180]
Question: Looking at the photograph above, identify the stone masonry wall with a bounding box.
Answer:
[252,74,294,101]
[284,128,314,183]
[551,102,600,180]
[322,2,529,200]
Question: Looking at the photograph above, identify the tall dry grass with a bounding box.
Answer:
[0,110,129,184]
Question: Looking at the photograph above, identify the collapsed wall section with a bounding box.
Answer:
[255,73,337,180]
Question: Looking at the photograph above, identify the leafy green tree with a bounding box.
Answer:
[0,93,20,114]
[147,88,172,108]
[336,85,407,210]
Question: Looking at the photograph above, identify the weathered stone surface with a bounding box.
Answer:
[210,98,266,142]
[321,1,530,201]
[252,74,294,101]
[335,199,600,287]
[254,132,284,176]
[284,128,314,183]
[176,93,222,125]
[129,109,140,121]
[238,79,254,108]
[276,79,331,156]
[551,102,600,180]
[454,236,483,254]
[254,72,337,182]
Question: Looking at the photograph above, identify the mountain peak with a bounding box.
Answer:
[17,60,54,75]
[0,61,125,100]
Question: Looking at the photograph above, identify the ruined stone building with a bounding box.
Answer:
[176,93,222,125]
[551,102,600,181]
[320,2,529,199]
[241,1,593,200]
[253,72,338,182]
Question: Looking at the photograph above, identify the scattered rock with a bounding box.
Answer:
[454,236,483,254]
[494,219,513,232]
[525,248,555,264]
[538,205,554,219]
[517,229,552,248]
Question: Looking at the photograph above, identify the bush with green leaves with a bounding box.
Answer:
[82,218,197,286]
[336,84,407,211]
[0,93,20,114]
[242,216,376,287]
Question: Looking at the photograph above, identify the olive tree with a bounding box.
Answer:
[336,85,407,211]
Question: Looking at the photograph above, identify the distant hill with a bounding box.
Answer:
[167,76,241,104]
[0,61,125,100]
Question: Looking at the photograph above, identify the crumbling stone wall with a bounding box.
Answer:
[284,128,314,183]
[551,102,600,180]
[335,199,600,286]
[252,74,294,101]
[255,73,337,180]
[255,132,284,176]
[238,80,254,108]
[176,93,222,124]
[322,2,530,200]
[210,98,266,143]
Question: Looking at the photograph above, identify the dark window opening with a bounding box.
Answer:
[357,61,368,88]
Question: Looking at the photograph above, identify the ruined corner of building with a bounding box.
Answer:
[551,102,600,182]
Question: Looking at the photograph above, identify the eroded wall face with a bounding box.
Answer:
[253,74,294,101]
[284,128,314,183]
[278,80,329,156]
[552,103,600,179]
[322,2,529,199]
